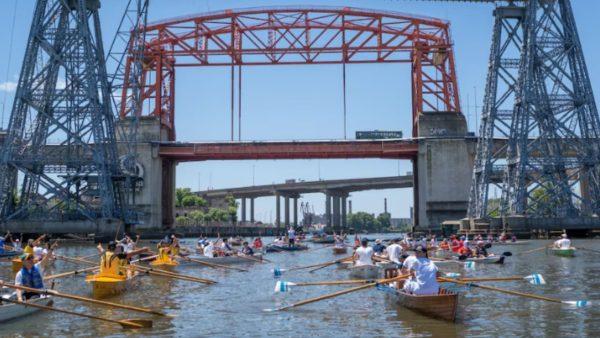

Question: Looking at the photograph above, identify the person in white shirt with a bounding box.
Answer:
[354,239,374,266]
[385,238,403,264]
[402,246,440,295]
[203,241,214,257]
[287,227,296,247]
[554,234,571,249]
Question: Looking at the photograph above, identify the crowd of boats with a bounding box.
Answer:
[0,227,591,328]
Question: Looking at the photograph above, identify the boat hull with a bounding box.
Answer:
[266,244,308,253]
[379,285,458,321]
[462,256,505,264]
[150,259,179,269]
[551,248,576,257]
[86,275,131,299]
[332,247,348,255]
[0,295,53,322]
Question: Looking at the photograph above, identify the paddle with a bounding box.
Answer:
[264,274,410,312]
[0,281,172,317]
[0,297,151,328]
[439,277,591,307]
[442,273,546,285]
[44,266,99,281]
[306,244,335,252]
[234,253,266,264]
[308,256,354,273]
[178,256,248,272]
[519,245,552,255]
[131,265,217,284]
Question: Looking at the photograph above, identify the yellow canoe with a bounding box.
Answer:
[11,258,22,273]
[150,258,178,269]
[85,274,130,299]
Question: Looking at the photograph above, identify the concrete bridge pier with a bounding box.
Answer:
[241,198,247,222]
[325,192,332,228]
[293,197,298,227]
[275,192,281,234]
[250,198,255,223]
[414,112,474,232]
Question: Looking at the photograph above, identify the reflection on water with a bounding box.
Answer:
[1,236,600,337]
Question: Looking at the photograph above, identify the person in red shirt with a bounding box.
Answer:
[450,235,462,253]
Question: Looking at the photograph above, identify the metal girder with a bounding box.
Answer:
[470,0,600,219]
[120,6,461,139]
[468,5,525,218]
[0,0,126,222]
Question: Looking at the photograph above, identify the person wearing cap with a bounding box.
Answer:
[97,241,148,277]
[554,233,571,249]
[14,243,56,301]
[372,239,386,255]
[402,245,440,295]
[354,238,374,266]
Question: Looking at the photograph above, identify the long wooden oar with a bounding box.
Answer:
[44,266,99,281]
[308,256,354,273]
[518,245,551,255]
[235,253,266,264]
[439,277,589,306]
[131,265,217,284]
[178,256,248,272]
[0,281,171,317]
[306,244,335,252]
[265,274,410,312]
[0,297,151,329]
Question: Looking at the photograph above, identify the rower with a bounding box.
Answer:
[372,239,386,255]
[334,234,345,248]
[402,245,440,295]
[240,241,254,256]
[97,241,149,277]
[554,233,571,249]
[458,242,473,258]
[450,235,461,253]
[353,239,374,266]
[252,237,263,250]
[385,238,402,265]
[203,241,215,257]
[14,243,56,301]
[439,239,450,251]
[221,238,233,254]
[287,227,296,247]
[474,241,488,258]
[171,235,181,256]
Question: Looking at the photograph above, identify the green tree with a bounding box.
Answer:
[176,215,190,225]
[181,195,206,208]
[377,212,391,229]
[347,212,381,232]
[189,210,205,223]
[176,188,193,207]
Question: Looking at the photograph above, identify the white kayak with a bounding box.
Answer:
[348,264,381,279]
[192,253,263,265]
[460,255,505,264]
[0,294,53,322]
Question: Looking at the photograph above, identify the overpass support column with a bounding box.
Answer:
[293,197,298,228]
[275,192,281,235]
[325,193,331,228]
[284,196,290,228]
[241,198,247,223]
[341,195,347,230]
[332,196,341,232]
[415,112,472,232]
[250,198,255,223]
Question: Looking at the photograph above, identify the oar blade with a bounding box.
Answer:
[445,272,461,278]
[464,261,475,270]
[563,300,591,308]
[273,267,285,278]
[119,319,153,329]
[274,281,295,293]
[524,274,546,285]
[502,251,513,257]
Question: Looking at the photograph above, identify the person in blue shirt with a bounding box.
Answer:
[372,239,386,254]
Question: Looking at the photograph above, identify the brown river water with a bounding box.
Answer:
[1,235,599,337]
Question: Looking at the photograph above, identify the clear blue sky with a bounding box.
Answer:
[0,1,598,222]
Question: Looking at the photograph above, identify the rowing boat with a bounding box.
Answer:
[460,255,505,264]
[265,244,308,253]
[550,247,576,257]
[311,235,335,244]
[150,258,179,269]
[332,246,348,254]
[0,251,19,259]
[191,253,262,265]
[348,264,380,279]
[85,274,134,299]
[378,285,458,321]
[0,294,53,322]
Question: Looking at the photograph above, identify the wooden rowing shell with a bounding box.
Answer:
[461,255,505,264]
[551,248,576,257]
[379,285,458,321]
[85,274,131,299]
[0,294,53,322]
[332,246,348,255]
